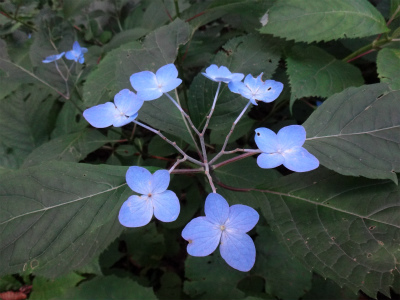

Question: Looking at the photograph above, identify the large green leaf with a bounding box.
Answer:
[260,0,389,43]
[83,19,193,144]
[303,83,400,183]
[0,162,130,277]
[287,45,364,108]
[377,48,400,90]
[187,34,282,131]
[254,168,400,297]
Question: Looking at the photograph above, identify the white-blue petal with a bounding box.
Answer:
[202,72,217,82]
[220,231,256,272]
[230,73,245,82]
[114,89,143,116]
[282,146,319,172]
[204,193,229,225]
[160,78,182,93]
[182,217,221,256]
[130,71,158,92]
[255,80,283,103]
[254,127,279,153]
[72,41,81,52]
[152,190,180,222]
[156,64,179,87]
[83,102,116,128]
[137,89,163,101]
[243,74,260,93]
[78,55,84,64]
[203,64,219,79]
[150,170,170,194]
[65,50,77,61]
[225,205,259,233]
[112,114,135,127]
[126,166,152,195]
[257,153,284,169]
[118,195,153,227]
[228,81,245,94]
[277,125,306,150]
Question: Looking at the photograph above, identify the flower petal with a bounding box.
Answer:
[137,89,163,101]
[255,80,283,103]
[254,127,279,153]
[118,195,153,227]
[130,71,158,92]
[156,64,178,86]
[203,64,219,79]
[150,170,170,194]
[78,55,84,64]
[277,125,306,150]
[228,81,246,94]
[126,166,152,194]
[282,146,319,172]
[225,205,259,233]
[230,73,245,82]
[182,217,221,256]
[220,231,256,272]
[83,102,116,128]
[80,47,88,54]
[72,41,81,52]
[114,89,144,116]
[243,74,260,93]
[152,190,180,222]
[257,153,284,169]
[112,113,136,127]
[160,78,182,93]
[204,193,229,225]
[65,50,77,62]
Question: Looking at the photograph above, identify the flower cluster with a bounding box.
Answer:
[82,63,319,272]
[42,41,88,64]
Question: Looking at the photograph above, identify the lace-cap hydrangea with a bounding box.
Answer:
[119,166,180,227]
[202,64,244,83]
[83,89,144,128]
[42,52,65,63]
[228,73,283,105]
[255,125,319,172]
[182,193,259,272]
[129,64,182,101]
[65,41,88,64]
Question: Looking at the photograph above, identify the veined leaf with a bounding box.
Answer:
[287,45,364,108]
[254,168,400,297]
[0,162,131,277]
[303,83,400,183]
[377,48,400,90]
[260,0,389,43]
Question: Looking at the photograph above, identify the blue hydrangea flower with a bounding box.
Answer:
[228,73,283,105]
[182,193,259,272]
[119,166,180,227]
[316,100,323,107]
[83,89,144,128]
[255,125,319,172]
[65,41,88,64]
[202,64,244,83]
[42,52,65,63]
[129,64,182,101]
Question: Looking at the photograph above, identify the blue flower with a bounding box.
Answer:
[316,100,323,107]
[129,64,182,101]
[83,89,144,128]
[182,193,259,272]
[42,52,65,63]
[65,41,88,64]
[202,64,244,83]
[119,167,180,227]
[255,125,319,172]
[228,73,283,105]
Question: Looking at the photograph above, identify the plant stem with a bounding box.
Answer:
[212,152,260,170]
[169,156,188,173]
[342,37,391,63]
[201,81,221,135]
[170,167,204,174]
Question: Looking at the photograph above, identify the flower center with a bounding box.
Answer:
[147,193,152,198]
[220,225,226,231]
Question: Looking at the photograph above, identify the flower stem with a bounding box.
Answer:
[201,81,221,135]
[342,37,391,63]
[169,155,188,173]
[212,151,260,170]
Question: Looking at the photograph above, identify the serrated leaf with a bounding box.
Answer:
[377,48,400,90]
[260,0,389,43]
[254,168,400,297]
[303,83,400,183]
[22,129,112,168]
[83,19,193,144]
[0,162,131,277]
[287,45,364,108]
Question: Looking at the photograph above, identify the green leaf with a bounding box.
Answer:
[30,272,84,300]
[287,45,364,108]
[254,168,400,297]
[391,0,400,19]
[377,48,400,90]
[62,0,92,18]
[58,275,157,300]
[51,102,87,138]
[0,275,22,292]
[22,129,113,168]
[254,226,312,299]
[260,0,389,43]
[187,34,282,131]
[83,19,193,144]
[303,83,400,183]
[0,162,130,277]
[302,274,358,300]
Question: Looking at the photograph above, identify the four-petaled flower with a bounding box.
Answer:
[42,52,65,63]
[65,41,88,64]
[83,89,144,128]
[202,64,244,83]
[129,64,182,101]
[119,166,180,227]
[255,125,319,172]
[182,193,259,272]
[228,73,283,105]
